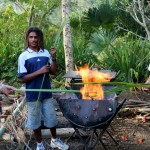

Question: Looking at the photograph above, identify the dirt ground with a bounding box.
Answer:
[32,89,150,150]
[0,89,150,150]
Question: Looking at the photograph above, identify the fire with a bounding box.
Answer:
[79,65,111,100]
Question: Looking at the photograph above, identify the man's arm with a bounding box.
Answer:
[20,65,51,83]
[145,65,150,84]
[142,67,150,91]
[145,76,150,84]
[50,60,56,75]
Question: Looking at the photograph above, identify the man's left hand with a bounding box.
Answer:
[50,47,56,60]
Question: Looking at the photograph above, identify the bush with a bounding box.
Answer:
[99,38,150,83]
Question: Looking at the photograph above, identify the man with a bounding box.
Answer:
[18,27,69,150]
[0,84,15,96]
[143,64,150,91]
[145,64,150,84]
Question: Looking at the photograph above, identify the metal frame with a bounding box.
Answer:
[65,98,126,150]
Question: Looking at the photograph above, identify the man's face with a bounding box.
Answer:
[28,32,38,49]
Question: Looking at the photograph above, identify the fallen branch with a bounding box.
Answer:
[127,99,149,104]
[136,115,150,120]
[118,107,150,117]
[124,103,150,108]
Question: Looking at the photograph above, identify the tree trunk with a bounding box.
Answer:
[62,0,73,87]
[62,0,73,72]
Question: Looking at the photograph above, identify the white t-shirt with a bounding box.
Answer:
[148,64,150,71]
[0,84,4,91]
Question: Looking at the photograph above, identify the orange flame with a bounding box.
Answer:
[79,65,111,100]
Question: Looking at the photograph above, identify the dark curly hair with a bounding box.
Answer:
[25,27,44,50]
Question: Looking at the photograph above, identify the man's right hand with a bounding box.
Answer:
[38,65,50,74]
[19,64,51,83]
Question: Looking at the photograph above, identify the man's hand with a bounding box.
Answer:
[38,65,50,74]
[50,47,56,60]
[19,64,51,83]
[0,85,16,96]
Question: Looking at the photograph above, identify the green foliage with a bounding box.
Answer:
[52,18,68,48]
[116,4,146,37]
[88,29,117,52]
[45,32,100,89]
[81,2,117,31]
[97,3,117,29]
[29,0,61,28]
[114,0,150,38]
[0,1,61,87]
[1,0,150,88]
[82,7,101,28]
[70,12,80,29]
[0,5,27,87]
[99,38,150,83]
[72,34,99,69]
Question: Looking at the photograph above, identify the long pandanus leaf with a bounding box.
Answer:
[52,18,68,48]
[16,82,150,95]
[37,19,68,101]
[16,87,129,94]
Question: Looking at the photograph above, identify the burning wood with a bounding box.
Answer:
[79,65,112,100]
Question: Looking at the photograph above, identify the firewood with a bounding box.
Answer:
[128,99,148,104]
[124,103,150,108]
[41,128,75,138]
[118,107,150,118]
[124,107,150,113]
[134,108,150,112]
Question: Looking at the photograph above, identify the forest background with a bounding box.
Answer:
[0,0,150,89]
